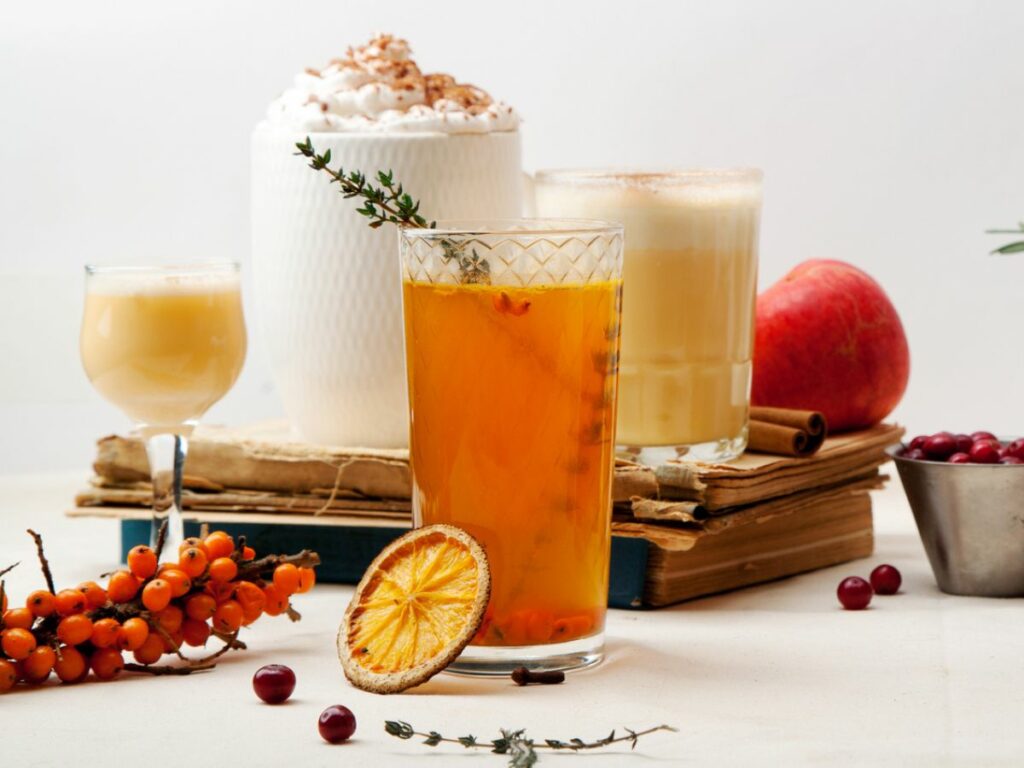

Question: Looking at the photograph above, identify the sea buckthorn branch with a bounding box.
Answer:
[27,529,55,593]
[234,550,321,582]
[0,529,319,691]
[384,720,677,766]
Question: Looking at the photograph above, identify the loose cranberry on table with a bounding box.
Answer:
[837,576,873,610]
[319,705,357,744]
[870,564,902,595]
[253,664,296,704]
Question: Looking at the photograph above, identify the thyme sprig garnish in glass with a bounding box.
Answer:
[384,720,676,767]
[295,136,490,283]
[987,223,1024,255]
[294,137,435,230]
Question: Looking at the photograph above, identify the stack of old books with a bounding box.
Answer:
[71,422,903,609]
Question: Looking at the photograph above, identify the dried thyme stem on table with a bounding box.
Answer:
[384,720,677,767]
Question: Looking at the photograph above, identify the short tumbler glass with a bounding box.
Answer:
[400,219,623,675]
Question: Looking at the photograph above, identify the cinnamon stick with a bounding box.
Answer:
[748,407,827,457]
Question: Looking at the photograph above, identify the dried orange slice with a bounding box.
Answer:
[338,524,490,694]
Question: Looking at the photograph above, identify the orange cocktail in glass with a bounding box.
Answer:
[400,220,623,674]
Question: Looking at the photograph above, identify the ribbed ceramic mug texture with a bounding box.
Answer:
[250,126,522,447]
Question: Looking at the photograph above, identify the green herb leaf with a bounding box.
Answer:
[991,241,1024,254]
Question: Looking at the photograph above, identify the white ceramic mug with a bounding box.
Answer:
[251,126,522,447]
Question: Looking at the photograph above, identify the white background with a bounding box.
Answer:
[1,0,1022,472]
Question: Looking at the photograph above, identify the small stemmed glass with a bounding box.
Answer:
[80,263,247,554]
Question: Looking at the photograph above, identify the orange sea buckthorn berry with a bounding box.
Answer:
[2,628,37,660]
[53,646,88,683]
[56,614,94,646]
[54,588,87,617]
[127,544,158,579]
[161,629,185,653]
[141,578,172,612]
[3,607,34,630]
[552,614,594,641]
[273,564,300,596]
[90,647,124,680]
[153,605,183,634]
[208,557,238,583]
[25,590,55,618]
[132,633,165,665]
[185,593,217,621]
[213,600,243,633]
[159,568,191,598]
[107,570,140,603]
[262,584,288,617]
[242,545,255,560]
[496,612,529,647]
[205,580,235,604]
[76,581,108,609]
[179,537,209,557]
[90,617,120,648]
[234,582,266,623]
[178,547,208,578]
[0,658,17,692]
[21,645,56,683]
[203,531,234,560]
[182,618,211,647]
[116,617,149,651]
[296,567,316,594]
[525,611,555,645]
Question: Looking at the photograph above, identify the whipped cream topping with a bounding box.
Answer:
[265,35,519,134]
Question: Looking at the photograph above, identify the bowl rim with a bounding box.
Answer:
[886,442,1024,467]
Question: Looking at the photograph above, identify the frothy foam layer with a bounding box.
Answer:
[535,172,762,251]
[266,35,519,134]
[86,267,241,296]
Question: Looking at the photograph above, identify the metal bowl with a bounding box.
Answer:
[889,444,1024,596]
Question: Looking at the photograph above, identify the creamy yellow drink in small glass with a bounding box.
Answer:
[81,263,247,551]
[535,170,762,463]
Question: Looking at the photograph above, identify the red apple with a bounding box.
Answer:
[751,259,909,432]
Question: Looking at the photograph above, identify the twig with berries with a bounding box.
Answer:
[384,720,677,767]
[0,529,319,692]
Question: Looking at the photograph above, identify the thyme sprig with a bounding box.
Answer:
[987,223,1024,255]
[294,137,435,230]
[384,720,676,767]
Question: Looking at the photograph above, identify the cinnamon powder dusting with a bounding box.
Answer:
[316,34,496,114]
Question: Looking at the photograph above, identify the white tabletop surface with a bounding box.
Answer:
[1,472,1021,767]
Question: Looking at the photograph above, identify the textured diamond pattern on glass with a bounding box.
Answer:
[401,220,623,287]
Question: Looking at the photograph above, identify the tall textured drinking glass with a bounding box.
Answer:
[80,263,247,555]
[535,170,762,464]
[400,220,623,675]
